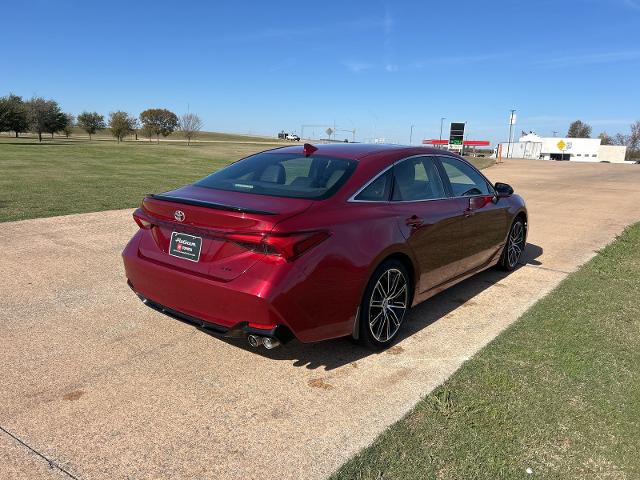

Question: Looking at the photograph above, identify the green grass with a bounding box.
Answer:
[35,127,289,143]
[0,137,494,222]
[464,155,495,170]
[0,137,274,222]
[332,224,640,479]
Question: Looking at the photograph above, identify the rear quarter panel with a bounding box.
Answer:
[271,201,414,341]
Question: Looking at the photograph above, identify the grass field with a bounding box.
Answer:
[332,223,640,479]
[0,137,494,223]
[0,137,276,222]
[0,128,288,144]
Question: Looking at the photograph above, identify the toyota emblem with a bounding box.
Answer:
[174,210,185,222]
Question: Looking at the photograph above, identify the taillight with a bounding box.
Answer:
[226,231,330,261]
[133,209,153,229]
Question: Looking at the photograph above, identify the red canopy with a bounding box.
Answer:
[422,139,490,146]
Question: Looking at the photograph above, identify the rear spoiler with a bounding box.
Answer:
[147,193,276,215]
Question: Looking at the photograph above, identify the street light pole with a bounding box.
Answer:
[409,125,415,145]
[506,109,516,159]
[439,117,445,141]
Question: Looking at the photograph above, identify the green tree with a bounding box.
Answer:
[567,120,592,138]
[108,111,136,142]
[0,94,30,137]
[63,114,75,138]
[77,111,105,140]
[598,132,613,145]
[130,117,140,140]
[139,108,178,143]
[140,123,155,142]
[46,110,68,138]
[177,112,203,145]
[26,97,64,142]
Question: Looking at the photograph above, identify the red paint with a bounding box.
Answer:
[303,143,318,156]
[122,144,527,344]
[422,139,449,145]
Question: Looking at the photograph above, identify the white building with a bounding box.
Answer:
[498,132,627,163]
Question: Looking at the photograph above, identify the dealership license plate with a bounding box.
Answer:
[169,232,202,262]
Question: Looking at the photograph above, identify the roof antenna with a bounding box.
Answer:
[303,143,318,157]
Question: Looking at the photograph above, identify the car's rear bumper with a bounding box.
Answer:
[122,233,296,342]
[129,282,294,343]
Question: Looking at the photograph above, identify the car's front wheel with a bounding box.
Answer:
[359,260,410,350]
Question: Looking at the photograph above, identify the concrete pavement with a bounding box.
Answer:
[2,160,640,479]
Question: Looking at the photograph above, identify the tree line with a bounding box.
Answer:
[567,119,640,160]
[0,94,203,145]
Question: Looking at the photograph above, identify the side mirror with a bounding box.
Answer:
[494,182,514,198]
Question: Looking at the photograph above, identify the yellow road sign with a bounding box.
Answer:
[557,140,566,150]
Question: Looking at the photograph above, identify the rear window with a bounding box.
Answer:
[195,152,357,200]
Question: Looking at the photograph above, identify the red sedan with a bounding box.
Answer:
[122,143,527,350]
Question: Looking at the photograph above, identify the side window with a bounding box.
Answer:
[354,170,392,201]
[438,156,491,197]
[392,157,445,201]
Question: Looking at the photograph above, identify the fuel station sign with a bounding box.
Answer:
[449,122,465,151]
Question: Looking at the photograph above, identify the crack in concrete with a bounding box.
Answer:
[0,425,80,479]
[520,263,572,275]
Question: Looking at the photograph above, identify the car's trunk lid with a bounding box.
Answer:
[138,185,313,281]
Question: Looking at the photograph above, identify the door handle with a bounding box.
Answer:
[405,215,424,227]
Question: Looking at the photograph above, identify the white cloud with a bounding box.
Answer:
[220,15,393,43]
[531,51,640,67]
[342,61,374,73]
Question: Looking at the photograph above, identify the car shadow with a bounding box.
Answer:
[205,243,544,371]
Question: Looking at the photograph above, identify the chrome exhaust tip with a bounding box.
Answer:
[247,334,263,348]
[262,337,281,350]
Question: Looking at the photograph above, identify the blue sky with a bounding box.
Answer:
[2,0,639,144]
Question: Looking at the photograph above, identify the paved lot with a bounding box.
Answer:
[2,160,640,479]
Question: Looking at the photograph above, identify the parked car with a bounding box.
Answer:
[123,144,527,350]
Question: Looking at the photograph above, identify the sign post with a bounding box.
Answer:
[506,110,516,159]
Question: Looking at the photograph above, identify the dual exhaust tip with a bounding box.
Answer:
[247,334,281,350]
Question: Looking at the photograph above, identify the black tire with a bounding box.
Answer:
[498,217,526,271]
[358,259,411,350]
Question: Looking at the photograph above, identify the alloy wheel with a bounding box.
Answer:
[507,221,525,268]
[368,268,408,343]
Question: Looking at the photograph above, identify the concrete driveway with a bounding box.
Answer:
[2,160,640,479]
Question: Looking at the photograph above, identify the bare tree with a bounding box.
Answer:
[178,113,203,145]
[629,121,640,157]
[613,133,629,146]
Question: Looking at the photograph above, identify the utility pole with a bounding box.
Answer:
[506,110,516,159]
[409,125,415,145]
[439,117,446,141]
